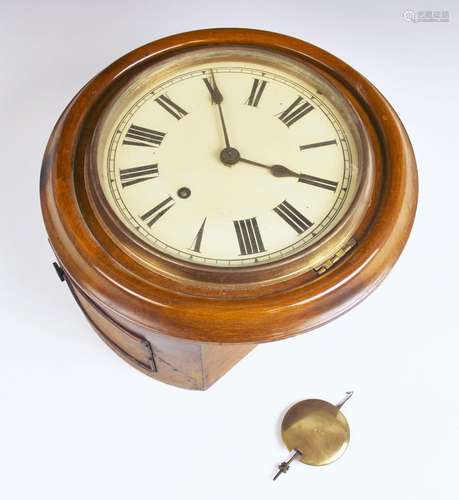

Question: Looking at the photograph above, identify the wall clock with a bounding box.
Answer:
[40,28,417,390]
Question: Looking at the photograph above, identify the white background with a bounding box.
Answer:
[1,1,458,499]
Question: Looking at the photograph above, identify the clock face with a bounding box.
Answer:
[95,47,362,268]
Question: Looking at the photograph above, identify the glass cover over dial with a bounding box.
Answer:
[95,47,362,268]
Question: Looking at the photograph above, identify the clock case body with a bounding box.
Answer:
[40,29,417,390]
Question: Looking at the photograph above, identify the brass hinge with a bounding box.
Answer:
[314,239,357,276]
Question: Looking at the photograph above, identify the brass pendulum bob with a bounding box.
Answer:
[274,391,354,480]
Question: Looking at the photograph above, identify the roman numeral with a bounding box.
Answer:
[300,139,337,151]
[233,218,265,255]
[278,96,313,127]
[246,79,267,107]
[203,77,222,104]
[123,125,165,148]
[119,164,158,188]
[190,217,207,253]
[274,200,313,234]
[155,94,188,120]
[203,77,215,102]
[140,196,175,227]
[299,173,338,192]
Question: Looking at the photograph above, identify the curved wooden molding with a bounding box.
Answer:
[41,29,417,388]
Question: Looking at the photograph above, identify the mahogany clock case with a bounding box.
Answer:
[40,29,417,388]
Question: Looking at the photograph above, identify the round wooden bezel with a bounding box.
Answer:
[85,45,374,289]
[40,28,418,344]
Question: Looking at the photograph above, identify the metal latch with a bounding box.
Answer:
[52,262,66,282]
[314,239,357,275]
[142,339,158,372]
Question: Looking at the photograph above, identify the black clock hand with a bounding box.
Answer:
[238,157,300,178]
[208,69,223,104]
[207,71,296,173]
[238,158,338,191]
[208,69,231,149]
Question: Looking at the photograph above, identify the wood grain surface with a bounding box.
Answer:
[40,28,417,388]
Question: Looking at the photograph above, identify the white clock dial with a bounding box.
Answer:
[96,48,361,267]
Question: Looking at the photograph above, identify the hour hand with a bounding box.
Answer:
[238,157,300,179]
[238,159,338,192]
[270,165,300,178]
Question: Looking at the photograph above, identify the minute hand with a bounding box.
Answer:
[210,69,231,149]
